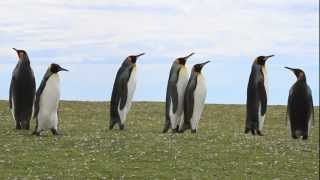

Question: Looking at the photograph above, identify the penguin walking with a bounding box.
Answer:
[9,48,36,130]
[285,67,314,140]
[180,61,210,133]
[109,53,145,130]
[163,53,194,133]
[245,55,274,136]
[32,63,68,136]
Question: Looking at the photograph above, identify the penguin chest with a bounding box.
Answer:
[38,74,60,128]
[191,74,207,128]
[176,67,189,114]
[261,66,268,95]
[118,67,136,123]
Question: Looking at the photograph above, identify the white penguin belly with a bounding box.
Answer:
[259,66,268,131]
[169,67,189,129]
[118,68,136,123]
[11,97,15,122]
[191,74,207,130]
[38,74,60,130]
[258,104,265,130]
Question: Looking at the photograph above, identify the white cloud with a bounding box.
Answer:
[0,0,318,63]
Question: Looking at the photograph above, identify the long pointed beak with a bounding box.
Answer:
[284,66,294,71]
[184,52,195,60]
[201,60,210,66]
[12,48,18,52]
[60,67,69,72]
[136,53,145,58]
[265,54,274,60]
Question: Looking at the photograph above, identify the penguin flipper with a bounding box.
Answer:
[183,75,197,128]
[168,68,180,113]
[258,81,267,115]
[33,69,52,118]
[119,77,128,110]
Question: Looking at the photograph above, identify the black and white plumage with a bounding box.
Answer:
[163,53,194,133]
[180,61,210,133]
[109,53,145,130]
[245,55,274,136]
[285,67,314,140]
[9,48,36,130]
[33,63,68,136]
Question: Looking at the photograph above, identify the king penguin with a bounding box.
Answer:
[245,55,274,136]
[109,53,145,130]
[9,48,36,130]
[162,53,194,133]
[285,67,314,140]
[32,63,68,136]
[180,61,210,133]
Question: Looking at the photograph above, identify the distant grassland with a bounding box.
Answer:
[0,100,318,179]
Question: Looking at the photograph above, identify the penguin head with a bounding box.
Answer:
[193,61,210,73]
[255,55,274,65]
[176,52,194,66]
[13,48,29,61]
[127,53,145,64]
[285,67,306,80]
[50,63,68,73]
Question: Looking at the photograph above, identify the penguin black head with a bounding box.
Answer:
[127,53,145,64]
[255,55,274,65]
[50,63,68,73]
[176,52,195,65]
[193,61,210,73]
[285,67,306,81]
[13,48,29,61]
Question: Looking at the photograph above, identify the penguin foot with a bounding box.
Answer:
[16,123,22,130]
[244,128,250,134]
[32,131,41,136]
[51,129,60,136]
[162,124,170,133]
[302,135,308,140]
[257,130,264,136]
[172,128,179,133]
[291,135,298,139]
[109,121,116,130]
[251,129,256,135]
[191,129,197,133]
[119,124,125,130]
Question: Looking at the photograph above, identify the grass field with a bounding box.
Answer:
[0,100,318,179]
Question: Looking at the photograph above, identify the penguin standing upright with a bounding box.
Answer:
[109,53,145,130]
[285,67,314,140]
[245,55,274,135]
[163,53,194,133]
[9,48,36,130]
[180,61,210,133]
[33,63,68,136]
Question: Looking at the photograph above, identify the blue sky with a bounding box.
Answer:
[0,0,318,105]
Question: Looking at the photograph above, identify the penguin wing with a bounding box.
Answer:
[33,70,52,118]
[119,75,128,110]
[119,67,134,110]
[258,81,267,116]
[169,67,180,113]
[286,88,294,125]
[184,75,197,126]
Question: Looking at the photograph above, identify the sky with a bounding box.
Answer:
[0,0,318,105]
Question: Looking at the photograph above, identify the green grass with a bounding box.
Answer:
[0,100,318,179]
